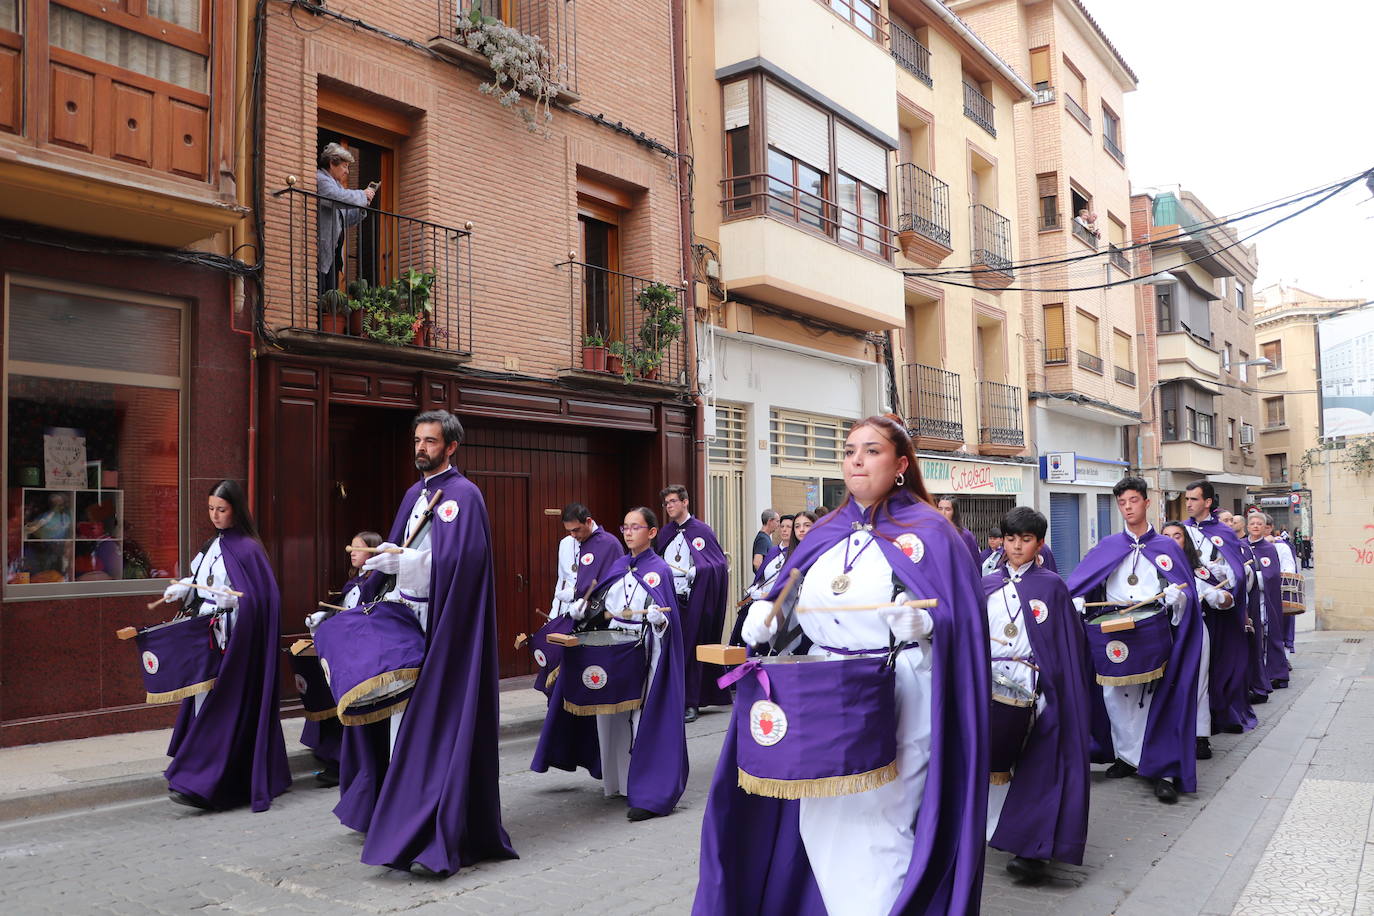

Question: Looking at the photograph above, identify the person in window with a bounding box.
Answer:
[1074,208,1099,237]
[937,496,982,565]
[316,142,375,301]
[160,479,290,812]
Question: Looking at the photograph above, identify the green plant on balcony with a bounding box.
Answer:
[317,288,355,334]
[627,282,681,382]
[352,269,439,348]
[458,7,565,133]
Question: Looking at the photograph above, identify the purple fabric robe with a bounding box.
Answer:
[958,526,981,564]
[1249,538,1289,681]
[165,530,291,812]
[302,572,386,765]
[1187,513,1256,731]
[1066,528,1202,793]
[359,466,517,874]
[327,570,393,829]
[694,492,990,915]
[654,516,732,708]
[1234,539,1271,701]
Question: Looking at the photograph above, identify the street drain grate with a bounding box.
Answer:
[1345,638,1364,644]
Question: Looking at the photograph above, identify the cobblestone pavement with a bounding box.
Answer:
[0,624,1346,915]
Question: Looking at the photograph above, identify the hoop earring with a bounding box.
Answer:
[895,472,906,487]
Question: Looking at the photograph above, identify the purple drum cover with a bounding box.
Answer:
[1085,607,1171,685]
[988,698,1033,778]
[561,631,647,715]
[286,647,337,720]
[532,614,577,696]
[135,615,222,704]
[734,655,898,798]
[313,601,425,725]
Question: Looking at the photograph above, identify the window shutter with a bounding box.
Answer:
[723,80,749,131]
[1036,173,1056,198]
[835,122,888,192]
[766,83,830,172]
[1076,311,1099,355]
[1043,304,1065,350]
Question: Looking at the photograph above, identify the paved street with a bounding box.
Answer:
[6,616,1374,915]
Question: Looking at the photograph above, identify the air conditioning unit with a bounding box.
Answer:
[1240,424,1255,445]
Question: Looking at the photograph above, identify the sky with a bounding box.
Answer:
[1081,0,1374,301]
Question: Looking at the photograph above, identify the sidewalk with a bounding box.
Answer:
[0,675,549,825]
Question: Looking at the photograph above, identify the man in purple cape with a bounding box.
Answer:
[165,528,291,813]
[983,507,1091,882]
[1183,481,1256,733]
[1067,477,1201,803]
[355,410,516,876]
[655,485,731,719]
[1246,512,1289,689]
[694,492,989,915]
[532,532,687,819]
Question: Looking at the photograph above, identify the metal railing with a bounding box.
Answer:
[890,21,931,86]
[1104,133,1125,162]
[904,363,963,441]
[818,0,888,43]
[896,163,950,248]
[1033,85,1056,105]
[559,261,687,386]
[1114,366,1137,386]
[978,381,1023,447]
[720,173,896,258]
[963,81,996,136]
[1071,218,1099,249]
[970,204,1012,274]
[270,185,472,354]
[1107,242,1131,273]
[437,0,579,94]
[1077,350,1104,374]
[1044,346,1068,365]
[1064,93,1091,130]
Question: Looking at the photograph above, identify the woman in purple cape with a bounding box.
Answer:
[938,495,983,565]
[162,479,290,812]
[695,415,989,915]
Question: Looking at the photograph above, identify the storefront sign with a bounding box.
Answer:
[920,459,1024,494]
[1040,452,1128,487]
[1044,452,1076,483]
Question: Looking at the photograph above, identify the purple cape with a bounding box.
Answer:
[1240,541,1269,699]
[302,572,387,765]
[1187,514,1256,731]
[695,492,989,915]
[749,543,788,589]
[529,526,625,698]
[982,566,1091,864]
[1066,528,1202,792]
[1249,538,1289,683]
[165,530,290,812]
[654,516,732,708]
[958,526,981,563]
[359,466,518,873]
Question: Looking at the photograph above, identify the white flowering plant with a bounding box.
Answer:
[459,7,566,133]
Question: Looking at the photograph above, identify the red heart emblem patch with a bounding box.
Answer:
[759,717,773,735]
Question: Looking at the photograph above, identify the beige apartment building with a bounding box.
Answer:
[950,0,1137,574]
[687,0,1037,581]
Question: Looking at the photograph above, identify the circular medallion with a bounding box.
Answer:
[830,573,851,595]
[749,700,787,746]
[1003,622,1019,639]
[294,674,309,695]
[438,500,460,523]
[1030,599,1049,624]
[1261,556,1272,567]
[1105,640,1129,664]
[644,571,661,588]
[895,533,925,564]
[582,665,608,690]
[692,537,706,551]
[1196,567,1211,580]
[1211,535,1225,547]
[1155,554,1174,572]
[580,552,594,566]
[141,650,159,675]
[1127,574,1139,586]
[320,656,332,685]
[533,648,548,668]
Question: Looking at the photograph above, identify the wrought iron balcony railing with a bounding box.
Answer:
[1065,93,1091,131]
[1032,85,1055,105]
[1115,366,1137,386]
[1044,346,1068,365]
[1108,242,1131,274]
[896,163,950,248]
[720,172,896,259]
[1078,350,1104,374]
[970,204,1012,274]
[1104,133,1125,163]
[978,381,1024,448]
[559,260,687,387]
[904,363,963,442]
[890,21,931,86]
[1071,218,1099,249]
[437,0,579,94]
[962,81,995,136]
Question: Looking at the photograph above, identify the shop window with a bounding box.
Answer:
[5,277,183,597]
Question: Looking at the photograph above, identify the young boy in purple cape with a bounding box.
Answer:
[1246,512,1290,689]
[1183,481,1257,733]
[1066,476,1202,805]
[162,479,290,813]
[532,506,688,821]
[353,410,516,876]
[695,415,989,916]
[655,485,732,720]
[983,507,1091,883]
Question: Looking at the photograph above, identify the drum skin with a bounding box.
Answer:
[1084,606,1171,686]
[313,601,425,725]
[134,615,222,704]
[561,630,647,716]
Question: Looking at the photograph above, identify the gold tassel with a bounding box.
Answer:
[737,761,898,799]
[303,706,338,722]
[1095,661,1167,686]
[563,698,644,717]
[336,667,421,719]
[990,771,1012,785]
[145,678,216,704]
[339,697,410,726]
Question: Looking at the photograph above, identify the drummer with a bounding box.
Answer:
[1266,516,1301,659]
[1161,521,1233,761]
[552,503,621,617]
[1246,512,1290,691]
[160,479,290,812]
[530,506,687,821]
[982,507,1091,884]
[696,414,989,915]
[1066,477,1202,805]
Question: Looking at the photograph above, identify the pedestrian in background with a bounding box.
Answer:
[752,509,779,572]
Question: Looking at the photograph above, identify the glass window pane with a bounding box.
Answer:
[49,5,207,93]
[837,175,858,245]
[146,0,200,30]
[1,0,17,31]
[9,284,181,376]
[767,148,793,219]
[797,161,825,230]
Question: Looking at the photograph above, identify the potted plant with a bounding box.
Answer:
[582,331,607,372]
[318,288,352,335]
[632,282,682,382]
[394,268,437,347]
[607,339,627,376]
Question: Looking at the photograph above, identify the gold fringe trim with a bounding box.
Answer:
[990,771,1012,785]
[737,761,898,799]
[1096,661,1167,686]
[546,665,560,689]
[145,678,216,704]
[340,697,410,726]
[303,706,338,722]
[563,697,643,717]
[992,693,1034,709]
[336,667,421,720]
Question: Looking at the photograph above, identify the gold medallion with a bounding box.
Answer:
[830,574,851,595]
[1004,622,1019,639]
[1127,574,1139,586]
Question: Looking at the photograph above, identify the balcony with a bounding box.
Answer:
[557,261,687,391]
[819,0,889,44]
[895,163,951,266]
[1064,93,1091,132]
[1104,133,1126,164]
[431,0,580,98]
[1032,85,1056,106]
[1157,331,1222,384]
[1071,218,1099,249]
[978,381,1024,455]
[1077,350,1104,374]
[1114,366,1137,386]
[904,363,963,447]
[1162,440,1223,475]
[1044,346,1068,366]
[962,81,996,137]
[269,185,473,365]
[890,21,932,87]
[1107,242,1131,274]
[970,204,1013,289]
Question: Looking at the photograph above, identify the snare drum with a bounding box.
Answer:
[133,615,222,704]
[313,601,425,725]
[731,653,898,799]
[989,671,1036,784]
[1084,605,1171,686]
[285,639,337,722]
[561,629,648,716]
[1281,573,1306,615]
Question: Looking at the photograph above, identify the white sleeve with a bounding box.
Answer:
[396,548,431,601]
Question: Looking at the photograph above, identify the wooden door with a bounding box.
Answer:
[326,405,413,594]
[468,472,532,677]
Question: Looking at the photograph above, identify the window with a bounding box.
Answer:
[1187,408,1215,446]
[1029,46,1051,99]
[1043,303,1066,363]
[1163,408,1178,440]
[1102,103,1123,160]
[770,410,848,467]
[826,0,883,41]
[1076,310,1099,356]
[708,403,748,465]
[1157,286,1174,331]
[1222,343,1232,374]
[1227,418,1236,450]
[1062,56,1089,130]
[1037,173,1059,230]
[1262,339,1283,370]
[1267,453,1288,483]
[1239,350,1250,382]
[1236,282,1246,312]
[1113,329,1133,384]
[5,277,184,597]
[1264,396,1286,428]
[723,80,753,215]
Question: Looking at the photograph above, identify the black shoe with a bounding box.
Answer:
[1153,778,1179,804]
[168,790,212,810]
[1005,856,1046,883]
[1222,723,1245,734]
[1196,737,1213,760]
[1249,692,1269,704]
[1272,679,1289,689]
[683,706,699,723]
[627,807,662,822]
[314,768,340,788]
[410,863,449,878]
[1105,760,1136,779]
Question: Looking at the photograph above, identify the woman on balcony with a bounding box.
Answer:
[316,142,375,301]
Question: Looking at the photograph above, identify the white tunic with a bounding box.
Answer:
[552,534,579,616]
[663,518,697,596]
[188,536,233,715]
[385,474,442,751]
[985,562,1042,839]
[1098,529,1170,769]
[792,530,933,916]
[749,548,787,600]
[1192,572,1215,738]
[980,548,1003,578]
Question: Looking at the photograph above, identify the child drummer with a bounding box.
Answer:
[1066,477,1204,806]
[982,507,1092,883]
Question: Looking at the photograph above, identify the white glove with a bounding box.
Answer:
[1072,596,1086,615]
[742,599,778,646]
[163,578,194,603]
[362,543,400,575]
[1206,560,1232,586]
[569,598,590,621]
[1162,583,1186,609]
[645,608,667,628]
[553,583,576,604]
[306,610,329,630]
[686,565,697,586]
[1201,586,1232,610]
[396,547,431,600]
[878,605,934,642]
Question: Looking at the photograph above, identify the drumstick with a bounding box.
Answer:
[607,605,674,618]
[1086,581,1191,613]
[795,597,939,615]
[342,490,447,556]
[764,569,801,630]
[318,601,348,612]
[146,583,244,611]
